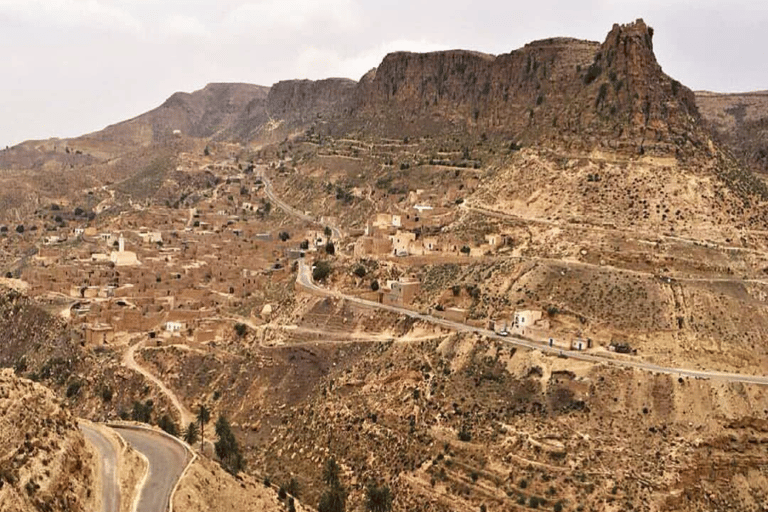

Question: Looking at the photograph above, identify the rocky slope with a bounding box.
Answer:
[0,369,96,512]
[696,90,768,175]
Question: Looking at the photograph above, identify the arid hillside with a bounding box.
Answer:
[0,369,96,512]
[696,90,768,175]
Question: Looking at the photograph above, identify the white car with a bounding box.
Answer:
[497,330,509,337]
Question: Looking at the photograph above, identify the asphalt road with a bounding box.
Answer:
[80,423,120,512]
[112,427,190,512]
[296,260,768,386]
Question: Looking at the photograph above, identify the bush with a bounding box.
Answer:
[519,478,528,489]
[365,483,392,512]
[300,240,309,250]
[458,428,472,442]
[371,280,379,291]
[583,62,602,84]
[100,386,113,402]
[158,414,179,437]
[234,323,247,337]
[353,266,366,278]
[278,487,287,500]
[131,400,153,423]
[325,241,335,255]
[263,476,271,487]
[285,477,300,498]
[15,225,24,234]
[279,231,290,242]
[554,502,564,512]
[460,245,470,254]
[66,380,82,398]
[313,261,332,281]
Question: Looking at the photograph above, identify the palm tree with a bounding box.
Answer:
[197,405,210,453]
[365,483,392,512]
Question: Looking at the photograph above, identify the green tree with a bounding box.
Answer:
[284,477,300,498]
[184,421,198,445]
[313,261,332,281]
[214,415,245,475]
[158,414,178,436]
[319,486,347,512]
[365,483,392,512]
[324,226,332,237]
[323,458,341,487]
[197,405,211,452]
[234,323,247,337]
[325,241,335,255]
[319,458,347,512]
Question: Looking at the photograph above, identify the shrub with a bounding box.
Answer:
[353,266,366,278]
[100,386,113,402]
[460,245,470,254]
[131,400,153,423]
[300,240,309,250]
[371,280,379,291]
[66,380,82,398]
[158,414,178,437]
[325,241,335,255]
[278,487,287,500]
[519,478,528,489]
[365,483,392,512]
[15,225,24,234]
[583,62,602,84]
[285,477,300,498]
[279,231,290,242]
[458,428,472,442]
[554,502,564,512]
[313,261,332,281]
[234,323,247,337]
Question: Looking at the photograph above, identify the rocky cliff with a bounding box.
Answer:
[346,19,701,155]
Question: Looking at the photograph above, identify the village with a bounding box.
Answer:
[7,147,618,357]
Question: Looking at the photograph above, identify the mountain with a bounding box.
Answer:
[696,90,768,174]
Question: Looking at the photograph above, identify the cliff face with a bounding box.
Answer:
[267,78,357,125]
[345,19,702,155]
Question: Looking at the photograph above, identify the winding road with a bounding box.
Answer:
[296,260,768,386]
[111,426,191,512]
[80,423,192,512]
[80,422,120,512]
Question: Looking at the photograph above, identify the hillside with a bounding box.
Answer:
[696,90,768,175]
[0,369,96,512]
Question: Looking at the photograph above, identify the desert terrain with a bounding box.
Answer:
[1,18,767,512]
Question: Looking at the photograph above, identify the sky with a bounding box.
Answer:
[1,0,767,147]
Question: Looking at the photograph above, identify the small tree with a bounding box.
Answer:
[324,226,332,237]
[299,240,309,250]
[15,225,24,234]
[371,280,380,291]
[158,414,178,437]
[284,477,300,498]
[313,261,332,281]
[184,421,199,445]
[365,483,393,512]
[214,414,245,475]
[325,241,335,255]
[279,231,290,242]
[234,323,247,337]
[353,266,366,278]
[197,405,211,453]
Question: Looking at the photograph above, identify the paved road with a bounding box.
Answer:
[80,423,120,512]
[296,260,768,386]
[112,427,190,512]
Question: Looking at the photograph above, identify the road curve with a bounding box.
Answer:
[296,260,768,386]
[80,422,120,512]
[112,426,191,512]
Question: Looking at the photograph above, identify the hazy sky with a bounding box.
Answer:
[2,0,767,147]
